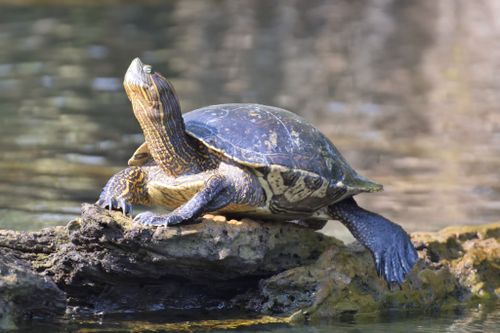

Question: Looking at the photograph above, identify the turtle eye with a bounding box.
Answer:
[143,65,154,74]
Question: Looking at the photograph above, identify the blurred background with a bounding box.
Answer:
[0,0,499,235]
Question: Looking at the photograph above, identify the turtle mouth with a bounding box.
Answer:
[124,57,153,88]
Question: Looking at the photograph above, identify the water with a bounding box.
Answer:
[1,1,500,233]
[0,0,498,331]
[12,304,500,333]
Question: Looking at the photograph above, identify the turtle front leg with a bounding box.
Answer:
[134,174,234,226]
[96,167,149,216]
[328,197,418,284]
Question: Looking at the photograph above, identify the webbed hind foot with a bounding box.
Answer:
[328,197,418,284]
[371,223,418,284]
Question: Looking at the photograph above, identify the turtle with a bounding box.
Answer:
[97,58,418,284]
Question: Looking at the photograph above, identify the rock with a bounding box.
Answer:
[413,224,500,301]
[0,203,335,324]
[0,204,498,328]
[245,223,499,322]
[0,248,65,330]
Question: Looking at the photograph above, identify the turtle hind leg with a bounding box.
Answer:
[327,197,418,284]
[97,167,149,216]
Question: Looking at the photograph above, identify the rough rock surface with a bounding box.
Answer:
[0,204,498,329]
[0,204,335,326]
[247,223,499,321]
[0,248,66,330]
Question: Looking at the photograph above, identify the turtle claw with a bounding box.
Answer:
[118,199,132,216]
[133,212,185,227]
[134,212,154,225]
[96,197,133,217]
[371,228,418,285]
[108,198,117,212]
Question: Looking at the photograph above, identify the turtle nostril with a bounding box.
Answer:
[143,65,153,74]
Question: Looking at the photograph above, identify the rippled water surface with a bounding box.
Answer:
[13,304,500,333]
[0,0,498,331]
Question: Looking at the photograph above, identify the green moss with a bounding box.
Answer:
[439,223,500,240]
[447,237,500,301]
[31,253,50,270]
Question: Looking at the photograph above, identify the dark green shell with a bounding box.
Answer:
[184,104,381,191]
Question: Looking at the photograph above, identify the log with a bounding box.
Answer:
[0,204,498,329]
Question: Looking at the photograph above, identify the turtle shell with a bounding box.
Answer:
[184,103,381,191]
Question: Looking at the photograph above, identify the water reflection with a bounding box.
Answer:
[0,0,499,233]
[14,303,500,333]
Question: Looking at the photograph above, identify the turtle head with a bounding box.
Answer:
[122,58,207,176]
[123,57,179,124]
[124,57,155,90]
